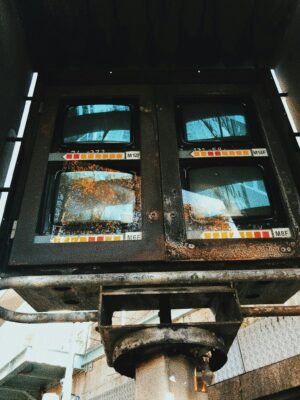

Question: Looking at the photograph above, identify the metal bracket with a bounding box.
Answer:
[97,285,242,377]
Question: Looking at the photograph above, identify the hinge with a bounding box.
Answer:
[38,101,44,114]
[10,220,18,239]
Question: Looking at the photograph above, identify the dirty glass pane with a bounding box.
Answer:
[63,104,131,144]
[52,167,141,235]
[182,103,247,142]
[183,166,271,237]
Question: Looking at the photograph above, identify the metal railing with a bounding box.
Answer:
[0,268,300,323]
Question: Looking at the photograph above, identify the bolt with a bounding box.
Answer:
[140,106,152,113]
[148,211,159,221]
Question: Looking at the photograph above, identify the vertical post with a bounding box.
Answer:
[135,355,208,400]
[61,323,78,400]
[159,295,172,324]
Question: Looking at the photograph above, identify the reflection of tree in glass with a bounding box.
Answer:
[53,162,142,236]
[201,117,220,139]
[219,115,245,137]
[183,203,232,231]
[60,177,135,225]
[64,104,131,143]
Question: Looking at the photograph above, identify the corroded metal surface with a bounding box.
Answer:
[0,305,98,323]
[241,305,300,317]
[103,325,227,378]
[166,239,299,261]
[0,275,299,324]
[1,303,299,324]
[1,269,300,290]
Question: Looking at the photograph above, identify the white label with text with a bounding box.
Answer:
[272,228,292,238]
[126,151,140,160]
[252,148,268,157]
[125,232,142,241]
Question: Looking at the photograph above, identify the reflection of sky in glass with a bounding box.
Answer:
[54,171,135,225]
[182,103,248,141]
[186,114,247,141]
[187,167,271,218]
[64,104,131,143]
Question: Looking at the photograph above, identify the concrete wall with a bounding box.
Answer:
[0,0,31,155]
[209,355,300,400]
[47,356,132,400]
[46,353,300,400]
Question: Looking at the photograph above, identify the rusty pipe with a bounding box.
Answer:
[241,305,300,318]
[0,305,98,323]
[1,269,300,289]
[1,304,300,324]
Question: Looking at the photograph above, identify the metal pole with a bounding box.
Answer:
[0,305,98,323]
[61,323,79,400]
[1,304,300,325]
[135,355,206,400]
[241,305,300,317]
[1,268,300,289]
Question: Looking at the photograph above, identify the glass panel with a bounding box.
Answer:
[183,166,271,237]
[63,104,131,144]
[52,167,141,235]
[182,103,248,142]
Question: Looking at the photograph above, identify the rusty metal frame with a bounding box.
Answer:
[0,306,98,323]
[0,269,300,323]
[9,84,165,268]
[156,82,300,262]
[1,268,300,289]
[241,305,300,317]
[1,304,300,324]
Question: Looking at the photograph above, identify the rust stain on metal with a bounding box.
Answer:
[241,305,300,317]
[0,305,98,323]
[1,269,300,292]
[103,325,228,377]
[147,210,160,221]
[166,239,296,261]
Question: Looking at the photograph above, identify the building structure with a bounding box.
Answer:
[0,291,300,399]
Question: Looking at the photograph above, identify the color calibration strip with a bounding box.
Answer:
[50,232,142,243]
[201,230,272,239]
[63,153,125,160]
[199,227,291,239]
[61,151,140,161]
[190,148,268,158]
